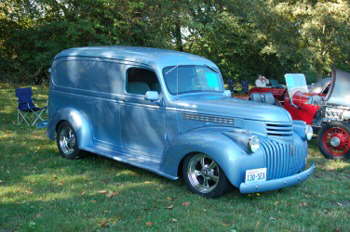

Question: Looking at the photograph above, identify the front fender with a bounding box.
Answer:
[47,107,92,149]
[293,120,306,140]
[161,127,265,187]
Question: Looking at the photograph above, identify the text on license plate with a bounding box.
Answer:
[245,168,267,183]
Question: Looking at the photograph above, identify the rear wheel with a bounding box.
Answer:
[56,121,83,159]
[318,122,350,160]
[182,153,230,198]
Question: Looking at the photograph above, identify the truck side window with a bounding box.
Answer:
[54,59,122,94]
[126,68,160,95]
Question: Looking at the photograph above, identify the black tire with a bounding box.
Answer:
[318,122,350,160]
[182,153,230,198]
[56,121,83,159]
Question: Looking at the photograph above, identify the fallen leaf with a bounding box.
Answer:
[336,202,343,207]
[99,219,109,228]
[98,190,108,194]
[80,191,86,196]
[165,204,174,209]
[25,190,33,194]
[106,191,119,198]
[166,197,173,201]
[182,201,190,207]
[145,222,153,226]
[299,202,308,207]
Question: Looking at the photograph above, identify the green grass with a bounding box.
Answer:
[0,83,349,232]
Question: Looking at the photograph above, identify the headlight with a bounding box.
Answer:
[305,125,313,141]
[248,136,260,153]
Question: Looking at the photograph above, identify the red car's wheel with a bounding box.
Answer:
[318,122,350,160]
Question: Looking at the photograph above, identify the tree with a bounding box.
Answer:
[1,0,349,84]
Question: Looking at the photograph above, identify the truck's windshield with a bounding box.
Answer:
[163,65,224,95]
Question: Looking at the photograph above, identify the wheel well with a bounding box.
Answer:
[177,151,202,178]
[55,120,67,133]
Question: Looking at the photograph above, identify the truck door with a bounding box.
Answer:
[120,67,166,159]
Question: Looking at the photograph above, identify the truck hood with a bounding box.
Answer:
[172,94,292,123]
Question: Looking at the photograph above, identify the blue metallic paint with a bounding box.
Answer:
[48,46,314,194]
[47,106,93,149]
[161,126,252,187]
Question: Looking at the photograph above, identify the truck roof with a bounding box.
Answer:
[54,46,217,70]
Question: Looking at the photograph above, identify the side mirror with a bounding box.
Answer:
[145,91,159,101]
[223,90,232,97]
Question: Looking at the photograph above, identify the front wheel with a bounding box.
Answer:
[318,122,350,160]
[182,153,230,198]
[56,121,83,159]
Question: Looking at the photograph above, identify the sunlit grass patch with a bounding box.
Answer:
[322,159,350,171]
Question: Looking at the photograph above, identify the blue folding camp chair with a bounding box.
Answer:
[15,87,47,126]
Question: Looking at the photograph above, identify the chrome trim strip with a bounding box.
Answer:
[183,113,234,125]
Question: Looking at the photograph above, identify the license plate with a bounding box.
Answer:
[245,168,267,183]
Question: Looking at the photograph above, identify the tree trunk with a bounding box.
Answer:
[174,18,183,51]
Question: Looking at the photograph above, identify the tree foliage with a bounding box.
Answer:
[1,0,349,84]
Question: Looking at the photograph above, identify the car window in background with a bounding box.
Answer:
[163,65,224,95]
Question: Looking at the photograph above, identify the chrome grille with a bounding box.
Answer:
[266,123,293,137]
[183,113,234,125]
[262,139,305,180]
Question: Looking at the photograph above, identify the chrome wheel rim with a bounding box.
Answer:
[187,154,220,193]
[59,126,76,155]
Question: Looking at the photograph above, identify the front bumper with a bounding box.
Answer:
[239,163,315,194]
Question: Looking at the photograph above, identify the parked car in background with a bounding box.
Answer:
[249,69,350,160]
[47,46,314,197]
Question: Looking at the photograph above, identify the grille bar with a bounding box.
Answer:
[266,123,293,137]
[262,140,305,180]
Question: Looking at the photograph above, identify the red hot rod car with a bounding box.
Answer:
[249,69,350,160]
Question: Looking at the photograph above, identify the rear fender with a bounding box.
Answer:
[48,107,92,149]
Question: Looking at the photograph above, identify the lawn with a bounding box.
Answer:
[0,83,349,232]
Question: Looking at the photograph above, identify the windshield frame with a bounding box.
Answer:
[162,65,225,95]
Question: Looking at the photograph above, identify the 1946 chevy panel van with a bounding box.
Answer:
[47,46,315,197]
